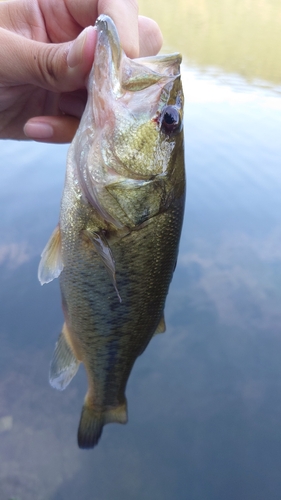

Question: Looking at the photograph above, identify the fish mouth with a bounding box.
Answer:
[93,15,182,94]
[95,15,122,76]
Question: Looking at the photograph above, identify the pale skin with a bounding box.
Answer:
[0,0,162,143]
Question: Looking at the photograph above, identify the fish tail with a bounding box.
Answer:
[77,398,128,449]
[77,403,105,449]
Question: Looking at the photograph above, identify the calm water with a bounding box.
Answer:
[1,2,281,499]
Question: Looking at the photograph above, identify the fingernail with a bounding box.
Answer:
[67,26,94,68]
[24,121,53,140]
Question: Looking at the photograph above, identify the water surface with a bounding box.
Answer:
[1,1,281,499]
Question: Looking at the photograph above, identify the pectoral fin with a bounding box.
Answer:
[38,225,63,285]
[49,323,80,391]
[84,229,122,303]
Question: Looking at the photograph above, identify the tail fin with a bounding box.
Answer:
[77,399,128,449]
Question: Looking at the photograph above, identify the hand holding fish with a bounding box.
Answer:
[0,0,162,143]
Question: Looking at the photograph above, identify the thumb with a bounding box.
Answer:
[0,27,97,92]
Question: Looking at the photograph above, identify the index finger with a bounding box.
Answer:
[65,0,139,58]
[97,0,139,58]
[64,0,139,57]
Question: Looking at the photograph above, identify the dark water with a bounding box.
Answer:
[1,65,281,499]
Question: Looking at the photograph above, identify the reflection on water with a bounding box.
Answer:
[1,2,281,499]
[139,0,281,84]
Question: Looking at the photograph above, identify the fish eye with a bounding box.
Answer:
[160,106,182,135]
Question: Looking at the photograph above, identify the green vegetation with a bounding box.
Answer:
[139,0,281,84]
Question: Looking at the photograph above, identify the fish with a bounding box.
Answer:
[38,14,185,449]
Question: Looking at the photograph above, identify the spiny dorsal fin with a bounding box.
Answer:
[84,229,122,303]
[154,314,166,335]
[38,225,63,285]
[49,323,80,391]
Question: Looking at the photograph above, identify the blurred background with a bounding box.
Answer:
[0,0,281,498]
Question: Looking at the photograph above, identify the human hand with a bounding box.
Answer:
[0,0,162,143]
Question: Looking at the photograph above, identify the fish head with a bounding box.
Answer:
[72,15,184,226]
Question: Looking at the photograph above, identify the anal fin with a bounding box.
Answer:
[49,323,80,391]
[153,314,166,335]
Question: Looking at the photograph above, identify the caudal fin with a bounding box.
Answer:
[77,399,128,449]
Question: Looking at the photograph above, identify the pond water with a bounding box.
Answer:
[1,1,281,499]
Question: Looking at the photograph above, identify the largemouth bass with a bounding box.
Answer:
[39,15,185,449]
